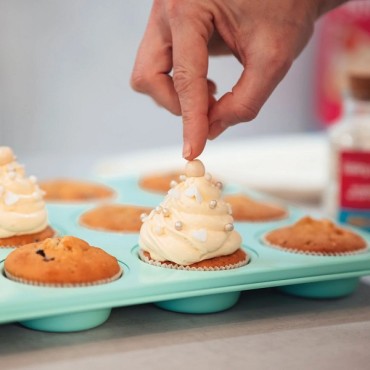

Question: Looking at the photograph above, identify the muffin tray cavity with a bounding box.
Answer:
[0,176,369,332]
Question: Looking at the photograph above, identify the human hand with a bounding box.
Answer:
[131,0,347,160]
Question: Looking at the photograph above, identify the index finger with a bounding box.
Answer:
[170,17,213,159]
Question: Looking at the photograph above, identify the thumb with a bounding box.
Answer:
[208,46,292,139]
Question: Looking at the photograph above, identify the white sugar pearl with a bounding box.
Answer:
[0,147,15,166]
[185,160,205,177]
[224,223,234,232]
[209,200,217,209]
[205,173,212,181]
[155,206,162,213]
[7,171,16,180]
[216,181,223,190]
[174,221,183,231]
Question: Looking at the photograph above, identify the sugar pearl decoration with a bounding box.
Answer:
[170,180,178,188]
[224,223,234,232]
[209,200,217,209]
[179,175,186,182]
[185,160,205,177]
[174,221,183,231]
[140,213,148,222]
[216,181,223,190]
[162,207,170,217]
[0,147,15,166]
[7,171,16,180]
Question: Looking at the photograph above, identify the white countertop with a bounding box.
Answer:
[2,133,370,369]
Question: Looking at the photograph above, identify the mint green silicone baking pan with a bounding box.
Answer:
[0,176,369,332]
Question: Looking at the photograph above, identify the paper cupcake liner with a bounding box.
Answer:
[261,234,368,257]
[3,267,123,287]
[0,226,58,249]
[0,245,17,249]
[138,249,249,271]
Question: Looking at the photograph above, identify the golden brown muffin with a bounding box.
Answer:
[79,204,153,233]
[264,216,367,255]
[224,194,287,222]
[140,249,249,271]
[138,171,183,193]
[39,178,115,202]
[0,226,56,248]
[4,236,122,286]
[139,170,222,194]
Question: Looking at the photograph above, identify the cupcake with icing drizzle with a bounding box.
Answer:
[0,147,55,247]
[139,160,249,270]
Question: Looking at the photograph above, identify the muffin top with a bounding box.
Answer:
[4,236,122,285]
[223,194,287,221]
[39,178,114,202]
[80,204,153,233]
[265,216,367,254]
[0,146,48,238]
[139,160,242,266]
[139,170,183,193]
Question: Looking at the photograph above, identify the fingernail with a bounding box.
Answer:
[182,141,192,159]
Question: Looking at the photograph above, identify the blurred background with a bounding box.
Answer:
[0,0,369,201]
[0,0,318,172]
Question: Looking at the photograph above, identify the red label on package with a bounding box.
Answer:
[340,151,370,209]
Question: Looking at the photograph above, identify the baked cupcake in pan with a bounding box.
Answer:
[264,216,367,256]
[4,236,122,286]
[139,160,249,271]
[79,204,153,233]
[138,170,183,194]
[39,178,115,203]
[0,147,55,248]
[223,193,287,222]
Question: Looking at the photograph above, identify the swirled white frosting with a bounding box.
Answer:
[139,160,242,265]
[0,147,48,238]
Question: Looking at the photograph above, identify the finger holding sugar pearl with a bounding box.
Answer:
[185,160,205,177]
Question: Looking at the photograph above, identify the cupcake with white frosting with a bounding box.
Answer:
[139,160,249,270]
[0,147,55,247]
